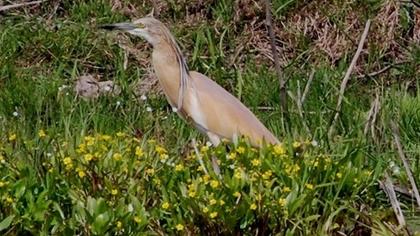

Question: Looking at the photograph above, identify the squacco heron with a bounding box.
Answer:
[101,17,279,147]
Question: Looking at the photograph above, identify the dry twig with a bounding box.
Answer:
[0,0,45,12]
[390,120,420,208]
[379,173,406,227]
[328,20,371,138]
[264,0,288,116]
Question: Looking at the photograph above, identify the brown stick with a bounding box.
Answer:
[264,0,288,116]
[328,20,371,138]
[0,0,45,12]
[379,173,406,227]
[390,120,420,208]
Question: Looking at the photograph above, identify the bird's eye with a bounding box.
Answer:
[136,22,145,28]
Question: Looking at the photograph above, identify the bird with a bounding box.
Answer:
[100,17,279,147]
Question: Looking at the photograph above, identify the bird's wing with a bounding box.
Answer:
[185,71,279,146]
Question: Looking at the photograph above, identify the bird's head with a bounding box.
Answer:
[100,17,167,46]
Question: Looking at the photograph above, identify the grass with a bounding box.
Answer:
[0,0,419,235]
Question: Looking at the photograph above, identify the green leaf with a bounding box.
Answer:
[0,215,15,231]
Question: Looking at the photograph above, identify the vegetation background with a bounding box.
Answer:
[0,0,419,235]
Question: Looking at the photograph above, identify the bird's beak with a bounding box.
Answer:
[99,22,136,31]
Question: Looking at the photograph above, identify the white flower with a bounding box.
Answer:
[140,95,147,100]
[172,107,178,112]
[12,111,19,117]
[58,85,68,91]
[127,204,134,212]
[311,140,319,147]
[116,101,121,106]
[146,107,152,112]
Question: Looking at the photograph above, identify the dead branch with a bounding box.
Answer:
[356,61,409,79]
[379,173,406,228]
[264,0,288,116]
[328,20,371,138]
[0,0,45,12]
[390,120,420,208]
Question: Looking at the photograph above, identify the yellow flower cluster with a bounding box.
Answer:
[162,201,170,210]
[273,144,286,156]
[8,133,16,142]
[38,129,46,138]
[63,157,73,170]
[285,164,300,176]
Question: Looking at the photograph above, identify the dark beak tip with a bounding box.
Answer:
[98,24,116,30]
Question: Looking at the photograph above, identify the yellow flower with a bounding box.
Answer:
[160,153,169,160]
[6,197,13,203]
[227,152,237,160]
[113,153,122,161]
[155,146,167,155]
[203,175,210,183]
[234,170,242,179]
[236,146,245,154]
[209,212,218,218]
[233,191,241,198]
[153,178,161,186]
[0,181,6,187]
[176,224,184,231]
[305,183,314,190]
[134,216,142,223]
[175,164,184,171]
[282,186,291,193]
[146,168,155,175]
[292,141,301,148]
[63,157,73,169]
[273,144,286,155]
[200,145,209,153]
[209,199,217,205]
[278,198,287,207]
[162,202,170,210]
[63,158,74,164]
[38,129,46,138]
[8,133,16,141]
[250,203,257,210]
[262,170,272,180]
[100,135,112,141]
[84,154,94,162]
[116,221,122,229]
[85,137,95,146]
[336,172,342,179]
[116,132,126,137]
[78,169,86,178]
[188,190,196,198]
[135,146,144,157]
[251,159,261,167]
[203,207,209,213]
[219,200,225,206]
[0,155,5,164]
[111,189,118,195]
[76,143,86,154]
[210,180,219,189]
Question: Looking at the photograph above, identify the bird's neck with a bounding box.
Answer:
[152,41,183,106]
